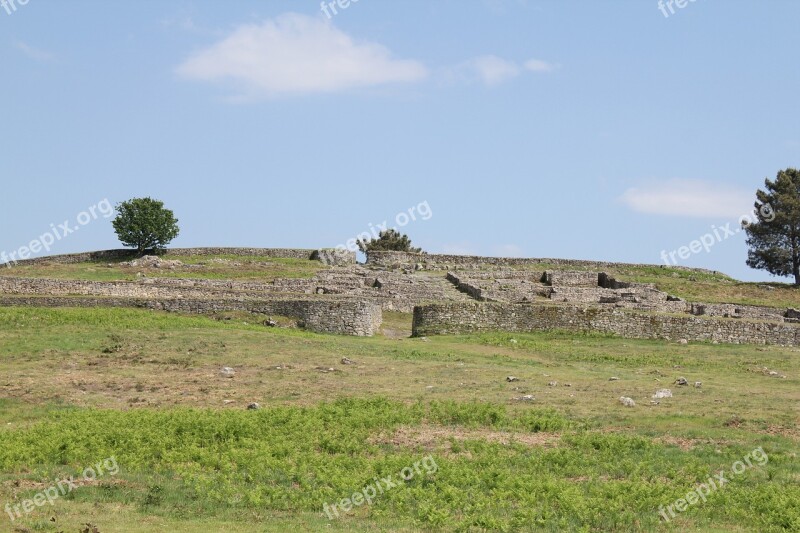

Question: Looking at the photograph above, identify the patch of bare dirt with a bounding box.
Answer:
[655,436,735,451]
[4,477,132,492]
[370,424,560,453]
[762,424,800,439]
[381,327,411,339]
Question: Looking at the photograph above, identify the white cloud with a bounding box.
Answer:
[620,179,753,219]
[524,58,555,72]
[13,41,54,62]
[450,55,556,86]
[176,13,427,99]
[464,55,521,85]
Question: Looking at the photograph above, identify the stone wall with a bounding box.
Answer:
[412,302,800,346]
[689,302,786,321]
[446,272,488,301]
[310,249,356,266]
[306,269,474,313]
[7,247,355,267]
[0,295,382,336]
[0,277,266,300]
[366,251,719,274]
[0,268,473,315]
[543,271,599,287]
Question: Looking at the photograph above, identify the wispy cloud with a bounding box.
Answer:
[449,55,556,86]
[620,179,753,219]
[523,58,555,72]
[13,41,54,62]
[464,55,521,85]
[176,13,427,99]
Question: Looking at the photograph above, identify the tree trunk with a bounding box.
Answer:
[794,252,800,286]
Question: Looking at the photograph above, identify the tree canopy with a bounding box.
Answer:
[112,197,180,253]
[357,229,422,253]
[744,168,799,284]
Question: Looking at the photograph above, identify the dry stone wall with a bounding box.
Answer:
[0,295,381,336]
[366,251,719,274]
[689,302,786,321]
[412,302,800,346]
[0,277,267,300]
[3,247,793,343]
[543,271,599,287]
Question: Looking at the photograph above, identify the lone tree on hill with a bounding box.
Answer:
[357,229,422,253]
[112,197,180,254]
[744,168,800,285]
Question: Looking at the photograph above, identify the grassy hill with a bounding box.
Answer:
[0,254,798,532]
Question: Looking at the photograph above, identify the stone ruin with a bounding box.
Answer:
[0,247,798,344]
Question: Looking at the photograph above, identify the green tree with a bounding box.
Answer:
[357,229,422,253]
[744,168,800,285]
[112,197,180,254]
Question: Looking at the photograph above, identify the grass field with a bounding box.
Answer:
[0,255,326,282]
[0,302,798,532]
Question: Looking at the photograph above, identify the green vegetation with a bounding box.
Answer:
[357,229,422,253]
[0,255,326,282]
[0,304,798,531]
[112,197,180,253]
[745,168,800,285]
[2,400,796,532]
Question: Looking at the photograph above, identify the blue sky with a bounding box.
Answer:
[1,0,798,281]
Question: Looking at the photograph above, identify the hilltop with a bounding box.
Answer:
[0,248,797,532]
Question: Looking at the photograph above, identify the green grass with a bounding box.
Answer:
[0,306,798,531]
[0,255,326,282]
[0,400,797,532]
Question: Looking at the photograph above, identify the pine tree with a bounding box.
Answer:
[744,168,800,285]
[357,229,422,253]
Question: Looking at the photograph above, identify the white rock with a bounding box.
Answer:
[619,396,636,407]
